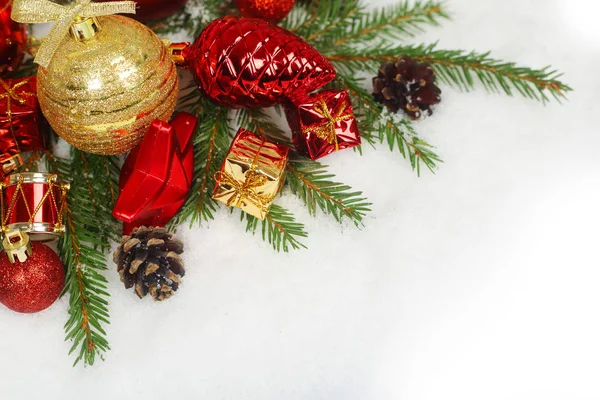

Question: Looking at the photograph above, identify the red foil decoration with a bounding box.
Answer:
[234,0,296,23]
[0,76,48,175]
[113,112,197,235]
[183,16,337,108]
[286,90,361,160]
[99,0,188,21]
[0,242,64,314]
[0,0,27,76]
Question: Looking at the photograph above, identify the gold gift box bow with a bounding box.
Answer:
[301,99,354,151]
[212,130,288,220]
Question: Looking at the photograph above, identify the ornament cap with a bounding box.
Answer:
[1,154,24,175]
[2,230,33,263]
[168,42,190,66]
[69,16,102,41]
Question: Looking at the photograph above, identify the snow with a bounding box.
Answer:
[1,0,599,399]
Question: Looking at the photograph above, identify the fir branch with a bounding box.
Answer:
[46,150,120,366]
[242,205,308,252]
[336,73,441,174]
[283,0,361,43]
[171,98,231,226]
[332,1,448,47]
[286,159,371,225]
[328,43,571,102]
[235,107,292,146]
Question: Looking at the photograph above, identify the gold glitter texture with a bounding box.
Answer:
[37,16,179,155]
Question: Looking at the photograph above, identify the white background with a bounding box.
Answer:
[1,0,599,399]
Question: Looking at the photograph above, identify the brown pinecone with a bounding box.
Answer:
[373,56,442,120]
[113,226,185,301]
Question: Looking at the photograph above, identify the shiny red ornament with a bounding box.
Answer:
[99,0,188,21]
[182,16,336,108]
[0,242,64,314]
[0,0,27,76]
[286,90,361,160]
[234,0,295,23]
[113,112,197,235]
[0,76,48,175]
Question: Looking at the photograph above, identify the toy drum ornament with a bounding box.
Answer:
[0,173,69,242]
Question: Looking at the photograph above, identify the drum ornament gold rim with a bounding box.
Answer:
[0,172,70,242]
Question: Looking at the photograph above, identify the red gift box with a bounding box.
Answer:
[113,112,197,235]
[286,90,361,160]
[0,76,47,174]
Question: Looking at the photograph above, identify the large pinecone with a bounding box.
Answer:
[373,57,442,120]
[113,226,185,301]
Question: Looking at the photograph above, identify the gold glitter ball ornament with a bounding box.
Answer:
[37,16,179,155]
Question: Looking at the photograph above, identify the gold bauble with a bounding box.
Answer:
[37,16,179,155]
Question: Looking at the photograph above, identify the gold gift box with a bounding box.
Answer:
[212,129,289,220]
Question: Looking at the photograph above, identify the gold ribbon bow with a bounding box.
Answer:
[11,0,136,68]
[302,99,354,151]
[213,169,274,214]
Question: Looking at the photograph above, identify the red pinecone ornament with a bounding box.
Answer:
[234,0,296,23]
[373,57,441,120]
[183,16,336,108]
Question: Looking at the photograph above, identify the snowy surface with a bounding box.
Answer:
[1,0,599,399]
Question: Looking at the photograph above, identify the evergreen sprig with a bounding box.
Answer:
[335,73,441,174]
[46,150,120,366]
[328,43,571,102]
[241,204,308,252]
[172,95,231,226]
[286,159,371,225]
[323,1,447,48]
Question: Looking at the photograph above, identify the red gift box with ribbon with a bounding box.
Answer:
[113,112,197,235]
[0,76,48,174]
[286,90,361,160]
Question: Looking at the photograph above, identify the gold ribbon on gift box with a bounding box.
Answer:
[301,99,354,151]
[11,0,136,68]
[212,131,287,219]
[0,73,36,171]
[213,169,275,215]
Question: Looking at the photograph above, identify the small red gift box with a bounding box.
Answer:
[286,90,361,160]
[0,76,48,174]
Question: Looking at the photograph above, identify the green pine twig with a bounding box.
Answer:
[46,150,119,366]
[242,205,308,252]
[336,73,441,174]
[286,159,371,225]
[328,43,571,103]
[330,1,448,47]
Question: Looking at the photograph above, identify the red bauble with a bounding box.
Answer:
[183,16,336,109]
[99,0,188,21]
[0,0,28,76]
[0,242,64,314]
[234,0,296,23]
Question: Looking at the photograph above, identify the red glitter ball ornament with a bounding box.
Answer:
[182,16,336,108]
[99,0,188,21]
[234,0,296,23]
[0,242,64,314]
[0,0,28,76]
